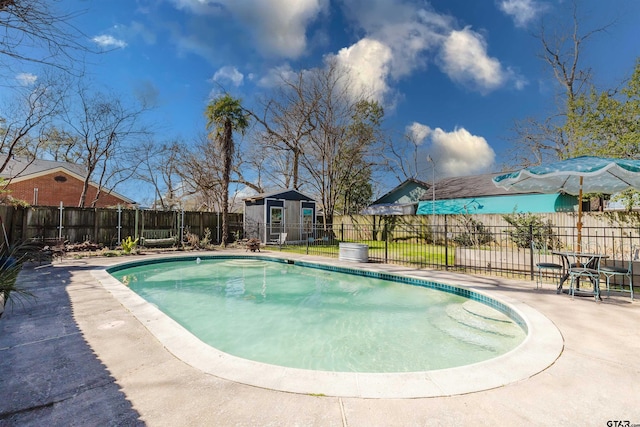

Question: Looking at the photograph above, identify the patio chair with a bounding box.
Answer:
[531,240,563,290]
[600,244,637,301]
[567,244,603,301]
[269,232,287,246]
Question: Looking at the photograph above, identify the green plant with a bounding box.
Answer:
[121,236,139,255]
[502,212,559,249]
[453,214,494,247]
[200,228,212,248]
[0,240,39,313]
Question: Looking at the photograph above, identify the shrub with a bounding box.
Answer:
[502,212,559,249]
[453,215,494,247]
[121,236,139,255]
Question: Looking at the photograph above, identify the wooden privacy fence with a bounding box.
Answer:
[0,204,242,247]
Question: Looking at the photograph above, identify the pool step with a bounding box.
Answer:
[222,259,269,267]
[430,301,521,351]
[446,301,520,337]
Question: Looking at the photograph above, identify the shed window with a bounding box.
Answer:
[54,175,67,182]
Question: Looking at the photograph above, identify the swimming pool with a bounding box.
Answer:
[109,257,526,373]
[98,254,563,398]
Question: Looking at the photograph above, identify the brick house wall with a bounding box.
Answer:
[5,171,133,207]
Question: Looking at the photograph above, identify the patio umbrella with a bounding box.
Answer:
[492,156,640,251]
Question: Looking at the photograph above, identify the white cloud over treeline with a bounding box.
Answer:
[406,121,495,177]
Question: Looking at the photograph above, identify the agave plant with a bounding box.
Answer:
[0,240,39,316]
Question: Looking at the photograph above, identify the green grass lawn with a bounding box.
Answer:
[278,240,455,267]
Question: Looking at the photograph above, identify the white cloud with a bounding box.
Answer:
[212,66,244,87]
[231,0,327,58]
[16,73,37,86]
[406,122,431,144]
[92,34,127,49]
[417,124,495,177]
[343,4,448,71]
[331,1,517,104]
[169,0,327,58]
[438,27,506,93]
[257,64,298,88]
[498,0,547,28]
[331,38,393,102]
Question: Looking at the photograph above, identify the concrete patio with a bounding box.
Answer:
[1,250,639,426]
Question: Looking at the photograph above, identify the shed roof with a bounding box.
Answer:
[419,172,542,201]
[243,189,315,202]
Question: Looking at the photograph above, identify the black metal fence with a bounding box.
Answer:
[260,219,639,288]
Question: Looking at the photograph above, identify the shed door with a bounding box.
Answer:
[266,199,285,239]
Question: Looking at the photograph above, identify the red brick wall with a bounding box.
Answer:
[5,172,132,207]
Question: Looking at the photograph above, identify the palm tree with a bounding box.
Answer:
[204,94,249,247]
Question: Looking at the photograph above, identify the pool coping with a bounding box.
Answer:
[92,253,564,399]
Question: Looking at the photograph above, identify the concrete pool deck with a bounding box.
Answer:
[1,250,639,426]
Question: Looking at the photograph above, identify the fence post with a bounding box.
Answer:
[529,223,534,281]
[180,209,185,248]
[444,215,449,270]
[58,201,64,240]
[384,221,388,263]
[216,212,220,244]
[134,207,139,241]
[117,204,122,243]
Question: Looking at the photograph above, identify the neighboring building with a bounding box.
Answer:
[361,178,431,215]
[416,172,578,215]
[243,189,316,243]
[0,157,136,208]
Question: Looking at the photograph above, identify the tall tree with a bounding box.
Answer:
[248,71,317,190]
[301,62,386,225]
[59,82,152,207]
[249,61,386,224]
[135,139,185,210]
[0,75,65,175]
[508,0,613,166]
[204,94,249,246]
[567,58,640,158]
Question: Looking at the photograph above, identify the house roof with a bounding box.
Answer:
[0,157,136,204]
[419,172,542,201]
[372,178,431,205]
[0,157,86,179]
[243,189,315,202]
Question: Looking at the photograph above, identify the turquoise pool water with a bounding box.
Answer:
[109,257,526,373]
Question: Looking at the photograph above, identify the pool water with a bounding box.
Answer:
[110,258,526,373]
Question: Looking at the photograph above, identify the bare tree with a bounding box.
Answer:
[248,60,387,223]
[0,75,65,175]
[59,82,152,207]
[385,130,431,184]
[0,0,92,78]
[135,139,185,210]
[508,0,614,166]
[247,71,318,190]
[300,61,386,224]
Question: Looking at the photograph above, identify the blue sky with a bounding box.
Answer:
[7,0,640,202]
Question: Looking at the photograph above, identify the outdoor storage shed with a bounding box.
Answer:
[243,189,316,243]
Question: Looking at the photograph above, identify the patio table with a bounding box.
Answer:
[552,251,608,296]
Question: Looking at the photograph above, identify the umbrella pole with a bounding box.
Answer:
[577,176,583,253]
